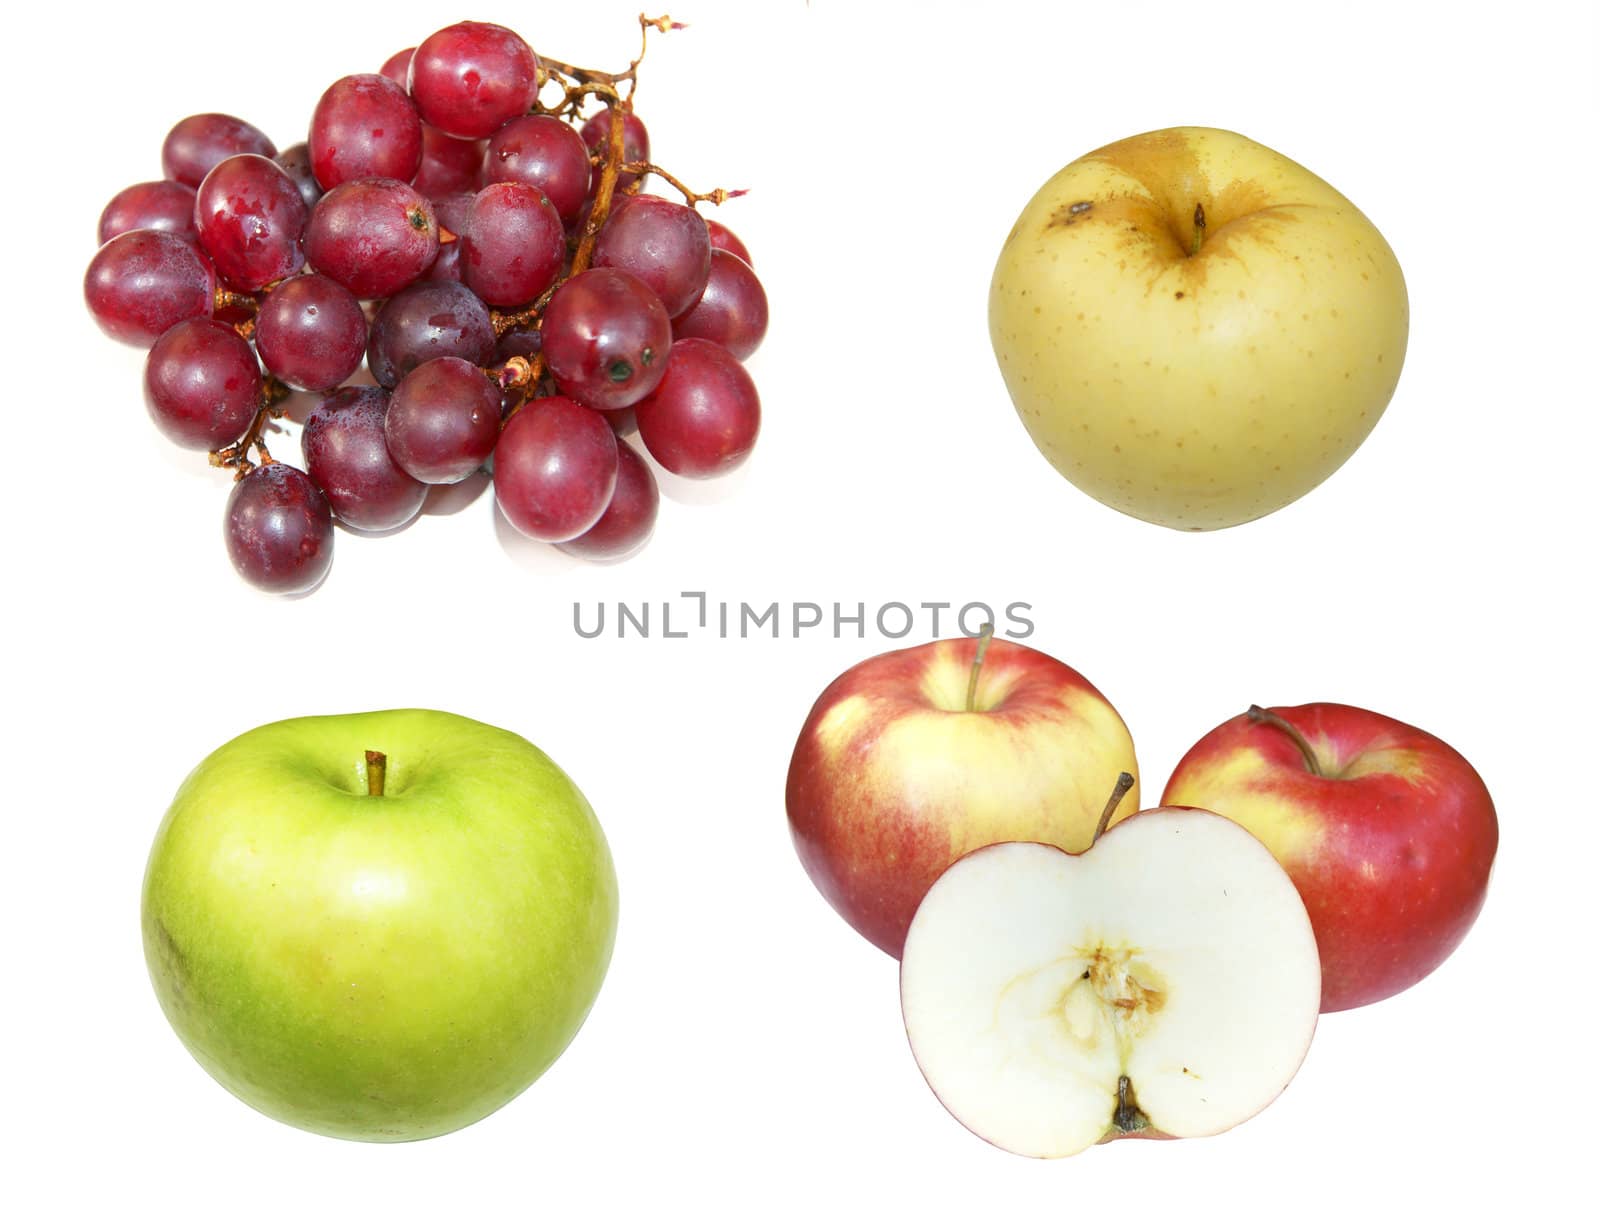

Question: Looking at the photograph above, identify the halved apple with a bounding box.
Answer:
[899,804,1321,1158]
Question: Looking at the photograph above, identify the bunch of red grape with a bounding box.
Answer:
[84,17,766,594]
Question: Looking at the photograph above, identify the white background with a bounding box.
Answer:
[4,0,1595,1224]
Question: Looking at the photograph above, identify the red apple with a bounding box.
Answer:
[1160,703,1498,1012]
[785,631,1139,958]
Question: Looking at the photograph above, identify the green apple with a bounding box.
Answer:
[141,708,618,1142]
[990,126,1408,530]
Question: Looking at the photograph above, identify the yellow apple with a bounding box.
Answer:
[989,126,1408,531]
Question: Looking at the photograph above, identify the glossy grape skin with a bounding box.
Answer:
[301,386,428,531]
[673,249,769,360]
[408,22,539,140]
[494,326,541,364]
[194,154,309,291]
[379,47,414,86]
[635,338,759,478]
[579,109,649,190]
[254,273,368,391]
[413,126,484,198]
[143,318,261,450]
[425,190,474,281]
[483,116,591,221]
[542,268,672,411]
[385,356,501,483]
[98,180,197,245]
[305,178,438,299]
[593,194,711,318]
[493,397,619,542]
[705,218,753,267]
[84,229,216,347]
[274,143,324,213]
[367,280,495,387]
[462,183,565,307]
[310,74,423,189]
[162,113,276,188]
[224,463,334,594]
[556,436,658,560]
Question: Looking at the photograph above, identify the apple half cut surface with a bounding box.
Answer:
[899,807,1320,1158]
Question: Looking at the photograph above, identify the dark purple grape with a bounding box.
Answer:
[493,397,618,542]
[705,218,752,266]
[494,326,541,364]
[98,180,198,245]
[579,109,649,190]
[413,125,483,198]
[483,115,591,221]
[224,463,334,594]
[673,249,768,361]
[462,182,565,307]
[84,229,216,347]
[194,154,309,291]
[367,280,495,387]
[594,194,711,318]
[557,436,658,561]
[305,177,437,299]
[425,190,474,282]
[386,356,501,483]
[162,113,276,188]
[379,47,414,86]
[274,143,324,213]
[254,273,368,391]
[143,318,261,450]
[310,73,423,189]
[635,338,759,478]
[408,22,539,140]
[302,386,428,531]
[542,268,671,410]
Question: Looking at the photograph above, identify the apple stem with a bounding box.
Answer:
[964,622,995,713]
[1190,203,1206,256]
[365,750,387,797]
[1090,772,1137,847]
[1246,705,1326,777]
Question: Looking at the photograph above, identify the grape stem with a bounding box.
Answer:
[208,376,292,477]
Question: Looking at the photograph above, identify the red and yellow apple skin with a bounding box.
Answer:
[1160,703,1497,1012]
[786,637,1139,958]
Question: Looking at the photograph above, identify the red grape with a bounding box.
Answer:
[162,113,276,188]
[143,318,261,451]
[673,249,768,361]
[635,338,759,478]
[309,74,423,189]
[594,194,711,318]
[98,181,197,245]
[274,143,324,213]
[408,22,539,140]
[580,108,649,190]
[413,125,484,199]
[379,47,414,86]
[494,326,541,364]
[705,218,752,266]
[462,182,565,307]
[194,154,309,291]
[367,280,495,388]
[484,115,592,221]
[385,356,501,483]
[302,386,428,531]
[224,463,334,594]
[557,436,659,561]
[85,229,216,347]
[305,177,438,299]
[542,268,672,410]
[254,273,368,391]
[493,397,619,542]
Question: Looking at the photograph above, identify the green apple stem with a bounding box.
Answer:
[964,622,995,712]
[365,750,387,797]
[1190,203,1206,256]
[1246,705,1326,777]
[1090,772,1137,847]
